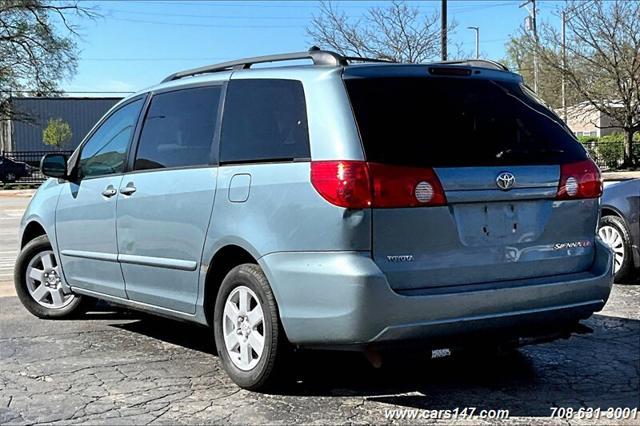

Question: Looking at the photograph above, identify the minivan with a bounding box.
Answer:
[15,48,614,390]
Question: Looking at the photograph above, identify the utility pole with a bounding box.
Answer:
[467,26,480,59]
[441,0,447,61]
[561,10,567,122]
[520,0,538,92]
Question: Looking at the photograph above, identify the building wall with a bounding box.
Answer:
[599,113,623,137]
[564,103,625,137]
[566,107,603,137]
[4,97,122,152]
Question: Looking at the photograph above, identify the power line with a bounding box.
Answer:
[451,1,519,14]
[117,1,435,9]
[107,16,304,28]
[105,8,309,20]
[104,2,517,19]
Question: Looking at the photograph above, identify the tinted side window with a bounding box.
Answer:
[220,79,310,163]
[80,99,143,178]
[134,86,222,171]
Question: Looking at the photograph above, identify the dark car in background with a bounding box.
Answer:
[600,179,640,282]
[0,156,32,183]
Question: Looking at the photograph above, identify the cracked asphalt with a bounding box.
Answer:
[1,191,639,425]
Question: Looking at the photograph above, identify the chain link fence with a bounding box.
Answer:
[580,140,640,170]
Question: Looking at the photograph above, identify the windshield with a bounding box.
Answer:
[344,77,587,167]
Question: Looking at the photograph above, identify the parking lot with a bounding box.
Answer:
[0,190,638,424]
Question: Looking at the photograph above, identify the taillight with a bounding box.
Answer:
[310,161,446,208]
[369,163,446,207]
[556,159,602,200]
[310,161,372,208]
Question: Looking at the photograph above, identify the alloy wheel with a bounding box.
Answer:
[599,225,625,273]
[25,250,74,308]
[222,285,265,371]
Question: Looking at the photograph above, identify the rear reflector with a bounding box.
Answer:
[311,161,446,209]
[556,159,602,200]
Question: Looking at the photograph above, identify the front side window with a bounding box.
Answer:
[79,99,143,178]
[220,79,310,164]
[134,86,222,171]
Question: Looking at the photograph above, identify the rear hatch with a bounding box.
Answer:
[344,68,601,292]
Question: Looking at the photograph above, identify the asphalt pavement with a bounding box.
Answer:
[0,190,638,425]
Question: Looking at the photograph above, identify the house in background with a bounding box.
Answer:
[0,97,122,153]
[564,101,625,137]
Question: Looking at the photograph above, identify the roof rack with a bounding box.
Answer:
[433,59,510,72]
[161,47,394,83]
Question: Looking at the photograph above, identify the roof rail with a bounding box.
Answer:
[161,47,393,83]
[434,59,510,72]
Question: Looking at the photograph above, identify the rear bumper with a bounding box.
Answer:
[259,239,614,348]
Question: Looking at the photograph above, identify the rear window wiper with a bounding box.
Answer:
[496,148,565,159]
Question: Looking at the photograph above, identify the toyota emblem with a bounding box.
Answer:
[496,171,515,191]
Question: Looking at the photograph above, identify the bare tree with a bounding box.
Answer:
[504,34,585,109]
[0,1,96,122]
[307,0,455,63]
[527,0,639,166]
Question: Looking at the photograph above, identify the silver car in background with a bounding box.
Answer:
[600,179,640,281]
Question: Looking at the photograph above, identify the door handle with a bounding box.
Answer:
[101,186,117,198]
[119,183,136,195]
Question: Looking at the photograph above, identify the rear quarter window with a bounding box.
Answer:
[219,79,310,164]
[345,77,587,168]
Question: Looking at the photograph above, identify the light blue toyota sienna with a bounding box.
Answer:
[15,49,614,390]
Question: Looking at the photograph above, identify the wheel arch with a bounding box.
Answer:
[203,244,258,326]
[601,205,625,221]
[21,220,47,248]
[600,205,633,241]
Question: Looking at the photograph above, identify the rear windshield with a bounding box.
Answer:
[345,77,587,167]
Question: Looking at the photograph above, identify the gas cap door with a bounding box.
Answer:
[229,173,251,202]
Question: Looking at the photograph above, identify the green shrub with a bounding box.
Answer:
[597,134,625,169]
[577,135,599,144]
[578,136,599,161]
[43,118,72,149]
[578,132,638,168]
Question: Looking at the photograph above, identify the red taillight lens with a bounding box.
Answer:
[310,161,446,208]
[310,161,372,208]
[369,163,447,207]
[556,159,602,200]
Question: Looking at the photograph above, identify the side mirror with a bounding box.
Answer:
[40,153,68,179]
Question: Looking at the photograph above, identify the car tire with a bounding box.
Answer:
[213,263,288,391]
[598,215,633,282]
[4,172,16,183]
[14,235,86,318]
